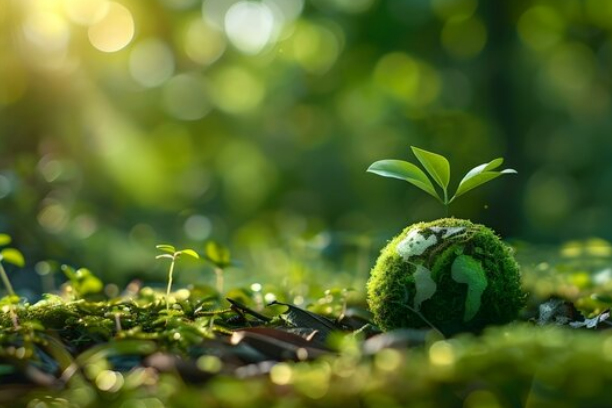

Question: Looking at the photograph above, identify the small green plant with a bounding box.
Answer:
[156,245,199,312]
[367,146,517,212]
[0,234,25,299]
[60,265,104,299]
[203,241,232,295]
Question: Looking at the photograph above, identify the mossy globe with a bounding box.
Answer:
[367,218,524,335]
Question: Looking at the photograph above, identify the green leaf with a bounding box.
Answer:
[411,146,450,191]
[452,163,517,201]
[74,268,103,296]
[0,248,25,268]
[0,234,11,247]
[155,254,174,260]
[451,255,488,322]
[367,160,440,201]
[178,249,200,259]
[156,244,176,254]
[205,241,231,268]
[413,265,437,311]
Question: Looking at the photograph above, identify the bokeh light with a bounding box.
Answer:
[517,6,564,50]
[162,73,211,120]
[210,66,265,114]
[88,2,134,52]
[441,15,487,59]
[224,1,275,55]
[181,17,226,66]
[129,38,175,88]
[63,0,110,26]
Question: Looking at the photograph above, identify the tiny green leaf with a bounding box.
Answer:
[74,268,103,295]
[0,248,25,268]
[178,249,200,259]
[156,244,176,254]
[451,255,488,322]
[413,265,437,311]
[0,234,11,247]
[367,159,440,201]
[156,254,174,260]
[205,241,231,268]
[411,146,450,191]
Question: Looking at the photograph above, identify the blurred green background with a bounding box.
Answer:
[1,0,612,289]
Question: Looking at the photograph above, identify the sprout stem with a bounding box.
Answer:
[215,267,224,295]
[166,256,177,313]
[0,262,16,298]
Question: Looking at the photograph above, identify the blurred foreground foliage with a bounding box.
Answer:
[2,239,612,407]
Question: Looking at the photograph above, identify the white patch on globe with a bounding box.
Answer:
[397,229,437,260]
[429,226,465,239]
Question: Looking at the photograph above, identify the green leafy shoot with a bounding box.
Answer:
[451,255,488,322]
[367,146,516,211]
[203,241,232,294]
[0,234,24,299]
[61,265,104,298]
[155,245,200,312]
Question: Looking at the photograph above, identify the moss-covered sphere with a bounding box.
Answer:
[367,218,524,335]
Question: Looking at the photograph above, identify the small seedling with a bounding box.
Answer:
[156,245,200,312]
[367,146,517,213]
[203,241,232,295]
[0,234,25,299]
[61,265,104,298]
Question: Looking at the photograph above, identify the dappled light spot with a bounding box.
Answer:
[182,18,226,66]
[431,0,478,20]
[162,73,211,120]
[63,0,109,26]
[21,6,73,70]
[38,200,69,234]
[210,66,264,114]
[129,39,175,88]
[373,52,441,106]
[282,21,342,74]
[429,341,456,367]
[518,6,564,50]
[88,2,134,52]
[270,362,293,385]
[95,370,124,392]
[225,1,275,55]
[441,15,487,59]
[374,348,402,371]
[71,214,98,239]
[184,215,212,241]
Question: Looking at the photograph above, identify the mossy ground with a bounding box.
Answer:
[1,238,612,407]
[367,218,525,334]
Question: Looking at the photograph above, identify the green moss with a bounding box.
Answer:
[367,218,525,335]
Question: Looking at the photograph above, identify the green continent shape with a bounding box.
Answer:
[451,255,488,322]
[413,265,437,311]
